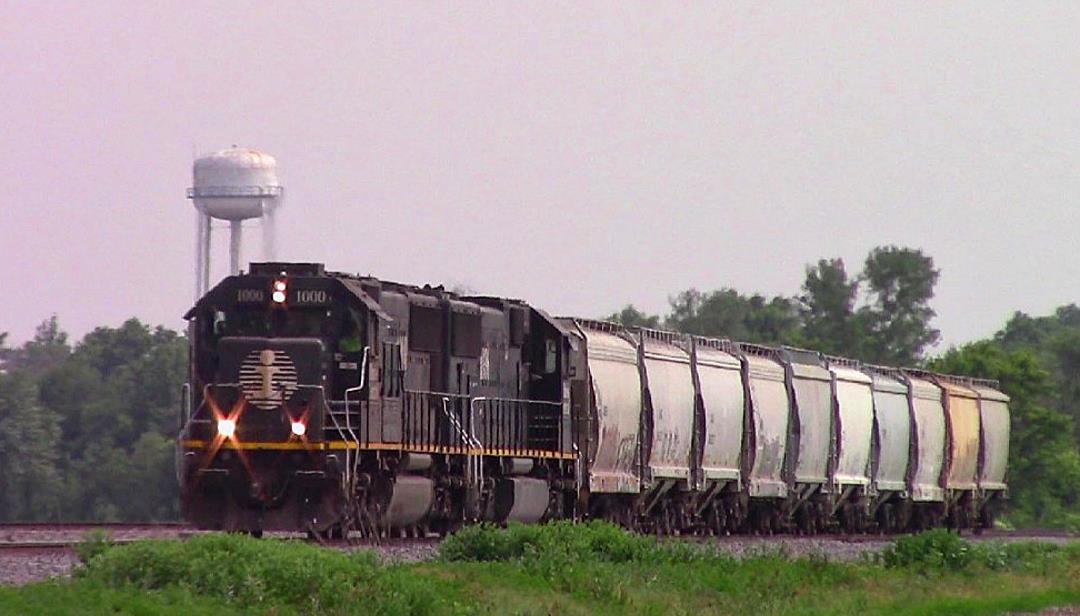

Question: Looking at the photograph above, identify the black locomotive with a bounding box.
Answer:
[180,262,575,535]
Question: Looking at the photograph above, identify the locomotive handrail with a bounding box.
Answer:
[403,389,472,399]
[175,382,193,486]
[179,383,191,431]
[342,346,371,436]
[468,397,488,450]
[401,390,472,454]
[470,396,563,455]
[465,395,563,522]
[441,396,481,449]
[292,383,359,489]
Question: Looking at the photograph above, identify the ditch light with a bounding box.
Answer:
[217,418,236,438]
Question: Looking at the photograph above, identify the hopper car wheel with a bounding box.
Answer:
[896,502,912,533]
[985,509,996,529]
[794,507,810,535]
[709,504,723,536]
[657,506,674,536]
[878,504,893,535]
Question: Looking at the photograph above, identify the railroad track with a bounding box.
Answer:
[0,524,1072,553]
[0,522,193,552]
[0,522,188,531]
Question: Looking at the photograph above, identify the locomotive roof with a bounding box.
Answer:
[186,261,542,326]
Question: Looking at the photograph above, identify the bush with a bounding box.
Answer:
[437,521,725,602]
[77,534,440,615]
[439,520,713,564]
[881,530,1078,574]
[881,530,975,572]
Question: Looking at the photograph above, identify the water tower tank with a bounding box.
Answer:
[190,147,282,220]
[187,147,285,298]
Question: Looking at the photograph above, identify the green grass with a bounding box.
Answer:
[2,524,1080,615]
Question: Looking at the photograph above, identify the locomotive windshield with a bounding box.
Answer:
[204,305,329,339]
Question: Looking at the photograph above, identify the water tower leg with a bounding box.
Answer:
[229,220,243,275]
[262,205,277,262]
[196,212,212,298]
[202,215,213,295]
[194,215,203,300]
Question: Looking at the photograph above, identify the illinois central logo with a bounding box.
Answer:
[239,349,299,409]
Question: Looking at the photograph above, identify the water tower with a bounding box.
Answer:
[187,147,284,298]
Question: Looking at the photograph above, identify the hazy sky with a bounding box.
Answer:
[3,3,1080,350]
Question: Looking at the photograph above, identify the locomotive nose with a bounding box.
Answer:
[210,336,326,439]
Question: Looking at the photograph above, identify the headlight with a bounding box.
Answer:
[217,418,236,438]
[291,421,306,436]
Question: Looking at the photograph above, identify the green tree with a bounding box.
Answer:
[0,372,62,520]
[799,258,861,356]
[859,246,940,365]
[2,316,70,377]
[8,317,190,522]
[744,294,802,345]
[666,289,745,339]
[605,305,661,329]
[77,319,156,376]
[665,288,800,344]
[993,306,1080,443]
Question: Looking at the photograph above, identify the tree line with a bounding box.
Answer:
[0,244,1077,526]
[607,244,1080,528]
[0,318,184,521]
[608,245,940,366]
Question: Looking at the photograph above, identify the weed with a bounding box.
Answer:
[75,529,114,564]
[880,529,976,572]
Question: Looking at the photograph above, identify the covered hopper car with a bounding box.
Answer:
[177,263,1009,536]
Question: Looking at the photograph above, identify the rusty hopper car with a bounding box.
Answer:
[177,262,1011,536]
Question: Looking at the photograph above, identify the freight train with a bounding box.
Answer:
[177,262,1010,536]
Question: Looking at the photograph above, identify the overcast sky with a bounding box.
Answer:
[3,3,1079,350]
